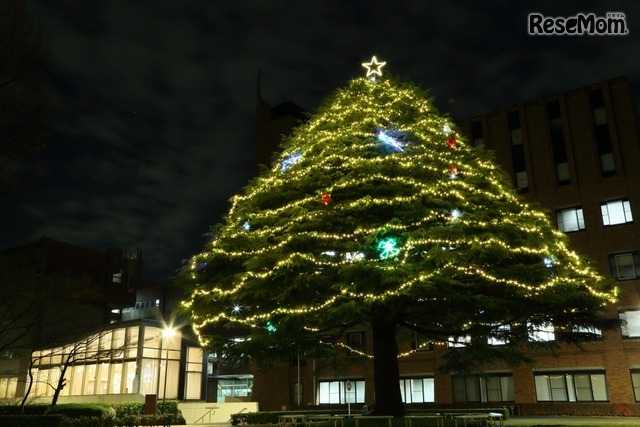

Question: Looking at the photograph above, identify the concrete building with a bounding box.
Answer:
[250,76,640,415]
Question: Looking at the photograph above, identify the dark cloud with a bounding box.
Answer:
[4,0,639,280]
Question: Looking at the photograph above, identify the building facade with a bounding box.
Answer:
[251,76,640,414]
[25,320,205,404]
[0,237,208,404]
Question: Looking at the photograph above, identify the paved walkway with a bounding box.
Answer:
[181,417,640,427]
[506,416,640,425]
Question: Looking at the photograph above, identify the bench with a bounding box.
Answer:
[353,415,394,427]
[405,414,444,427]
[306,415,345,427]
[452,412,504,427]
[278,414,307,427]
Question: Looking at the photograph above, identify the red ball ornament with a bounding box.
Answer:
[321,193,332,206]
[448,165,458,176]
[447,137,456,148]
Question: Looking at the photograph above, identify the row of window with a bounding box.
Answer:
[557,199,633,233]
[348,323,601,355]
[470,88,617,190]
[557,199,638,282]
[313,370,618,405]
[2,348,204,400]
[348,308,640,355]
[13,326,204,401]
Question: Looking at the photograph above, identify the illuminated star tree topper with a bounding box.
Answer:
[362,55,386,77]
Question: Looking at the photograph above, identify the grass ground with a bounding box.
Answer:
[504,419,640,427]
[343,416,640,427]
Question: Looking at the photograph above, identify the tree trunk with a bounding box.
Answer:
[371,318,404,417]
[20,358,36,414]
[50,363,68,407]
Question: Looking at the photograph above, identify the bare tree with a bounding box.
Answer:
[0,261,106,355]
[21,328,132,410]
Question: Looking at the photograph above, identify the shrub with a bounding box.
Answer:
[157,399,179,416]
[0,405,50,416]
[107,402,143,417]
[114,413,173,426]
[0,414,62,427]
[61,415,113,427]
[45,403,110,418]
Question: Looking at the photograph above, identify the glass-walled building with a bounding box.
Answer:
[22,320,204,402]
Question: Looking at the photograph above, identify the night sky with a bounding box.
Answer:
[4,1,640,281]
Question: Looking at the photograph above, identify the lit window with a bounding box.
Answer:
[317,379,364,404]
[515,171,528,191]
[488,325,510,346]
[601,200,633,226]
[217,377,253,402]
[448,335,471,348]
[609,252,640,281]
[529,323,555,342]
[185,347,203,399]
[556,207,585,232]
[631,370,640,401]
[113,271,122,284]
[620,310,640,338]
[571,325,602,339]
[400,377,434,403]
[534,371,608,402]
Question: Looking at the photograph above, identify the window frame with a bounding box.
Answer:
[317,379,365,405]
[534,370,609,402]
[452,373,514,403]
[619,310,640,338]
[556,207,585,232]
[528,322,555,342]
[399,377,435,403]
[609,252,640,281]
[346,332,365,350]
[601,199,633,227]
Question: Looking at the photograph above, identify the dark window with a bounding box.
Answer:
[609,252,640,280]
[508,111,527,192]
[547,100,570,185]
[411,332,433,352]
[471,121,484,147]
[590,89,616,176]
[453,374,514,402]
[347,332,365,350]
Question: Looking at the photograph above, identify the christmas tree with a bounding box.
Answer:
[180,57,618,416]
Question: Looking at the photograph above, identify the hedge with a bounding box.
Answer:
[0,405,50,416]
[45,403,112,418]
[0,414,62,427]
[231,408,510,425]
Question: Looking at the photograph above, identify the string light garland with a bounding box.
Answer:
[179,61,619,366]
